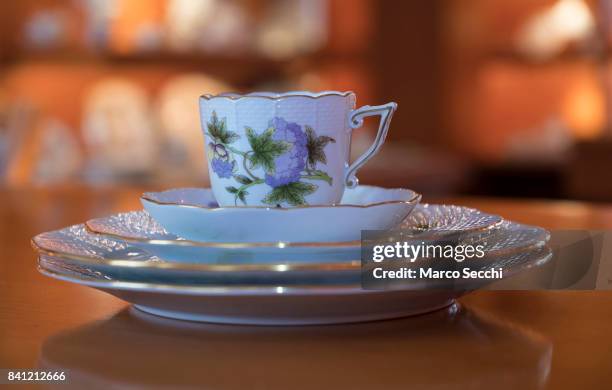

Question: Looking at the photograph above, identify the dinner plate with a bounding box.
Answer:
[36,254,460,326]
[32,220,549,286]
[140,186,421,242]
[37,246,551,325]
[85,204,504,263]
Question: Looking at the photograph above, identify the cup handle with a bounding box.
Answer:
[345,102,398,188]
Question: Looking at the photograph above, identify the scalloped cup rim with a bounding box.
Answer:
[141,186,421,211]
[199,90,356,101]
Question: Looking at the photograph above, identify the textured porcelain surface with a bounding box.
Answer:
[140,186,421,243]
[404,204,503,232]
[86,203,509,263]
[35,205,548,282]
[200,91,397,206]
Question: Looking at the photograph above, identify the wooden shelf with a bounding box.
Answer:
[482,47,609,67]
[0,48,365,65]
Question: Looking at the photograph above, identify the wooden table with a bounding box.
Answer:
[1,186,612,389]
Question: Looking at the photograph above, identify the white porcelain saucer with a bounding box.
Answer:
[140,186,421,242]
[85,204,504,263]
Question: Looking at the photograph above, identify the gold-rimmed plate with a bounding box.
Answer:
[33,208,546,285]
[85,203,504,263]
[36,244,552,325]
[86,204,504,263]
[37,254,462,325]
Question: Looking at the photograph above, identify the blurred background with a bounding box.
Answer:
[1,0,612,201]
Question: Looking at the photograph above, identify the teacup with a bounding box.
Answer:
[199,91,397,207]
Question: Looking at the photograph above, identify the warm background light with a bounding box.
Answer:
[2,0,612,200]
[562,74,606,140]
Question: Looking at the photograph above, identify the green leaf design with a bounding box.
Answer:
[207,111,239,144]
[263,182,317,206]
[234,174,253,185]
[303,170,333,185]
[245,126,258,148]
[305,125,335,169]
[237,191,248,205]
[226,186,239,194]
[245,126,290,172]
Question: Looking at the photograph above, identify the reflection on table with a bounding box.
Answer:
[39,304,551,389]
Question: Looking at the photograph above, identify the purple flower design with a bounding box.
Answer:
[208,143,235,178]
[264,117,308,187]
[211,158,235,178]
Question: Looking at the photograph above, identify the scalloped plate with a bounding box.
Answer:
[85,204,505,263]
[32,205,548,285]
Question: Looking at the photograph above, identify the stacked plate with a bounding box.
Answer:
[32,186,551,325]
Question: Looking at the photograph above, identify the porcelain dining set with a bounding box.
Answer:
[32,91,550,325]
